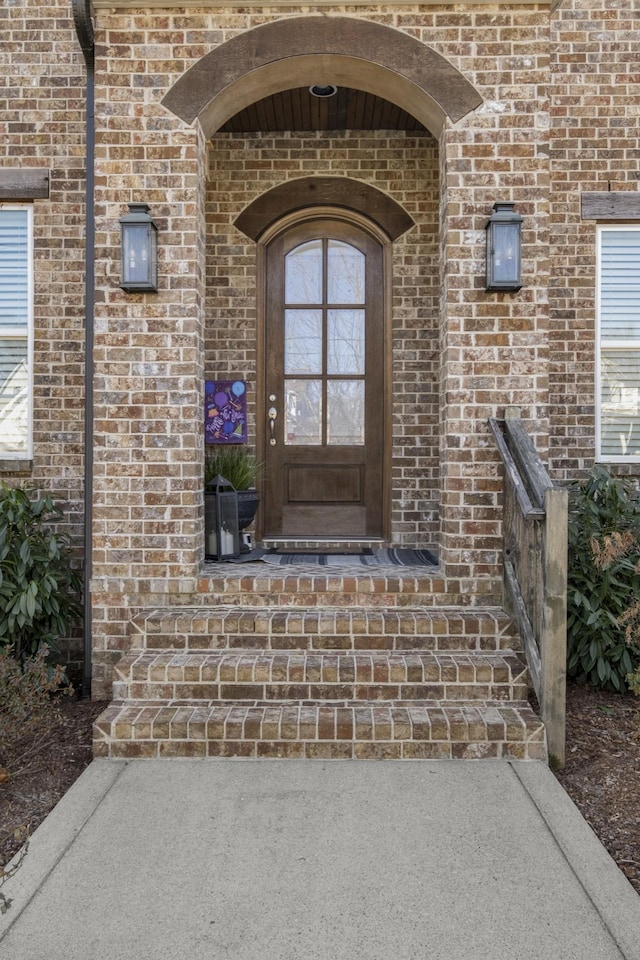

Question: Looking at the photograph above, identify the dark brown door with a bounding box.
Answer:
[263,218,385,538]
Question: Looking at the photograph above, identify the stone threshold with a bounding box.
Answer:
[260,536,387,551]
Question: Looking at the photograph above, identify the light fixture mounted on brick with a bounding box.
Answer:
[119,202,158,293]
[485,201,522,292]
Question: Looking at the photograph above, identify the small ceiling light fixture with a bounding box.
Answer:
[309,84,338,98]
[485,201,523,292]
[119,202,158,293]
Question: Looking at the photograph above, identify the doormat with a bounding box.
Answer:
[261,548,438,567]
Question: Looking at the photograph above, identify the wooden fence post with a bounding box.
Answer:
[541,487,568,768]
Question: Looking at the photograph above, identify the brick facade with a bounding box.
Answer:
[0,0,87,672]
[1,1,639,692]
[548,1,640,479]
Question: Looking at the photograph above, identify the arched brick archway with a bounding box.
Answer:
[160,15,484,563]
[162,17,482,136]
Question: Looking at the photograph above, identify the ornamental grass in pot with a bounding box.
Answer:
[204,445,264,541]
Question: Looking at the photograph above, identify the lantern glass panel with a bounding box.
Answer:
[123,224,153,286]
[215,491,240,559]
[490,222,520,286]
[119,204,158,292]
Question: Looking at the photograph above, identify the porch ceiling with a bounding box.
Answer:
[219,86,429,134]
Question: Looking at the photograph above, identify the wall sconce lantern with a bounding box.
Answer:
[119,202,158,292]
[485,201,522,292]
[205,475,240,561]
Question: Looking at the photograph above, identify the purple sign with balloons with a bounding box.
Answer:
[205,380,248,444]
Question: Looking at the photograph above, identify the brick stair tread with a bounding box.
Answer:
[93,699,546,761]
[133,605,514,630]
[131,605,518,652]
[112,649,528,703]
[194,570,455,606]
[114,648,527,682]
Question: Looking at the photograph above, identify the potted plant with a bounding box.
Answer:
[204,446,263,552]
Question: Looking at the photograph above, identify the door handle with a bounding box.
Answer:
[268,406,277,445]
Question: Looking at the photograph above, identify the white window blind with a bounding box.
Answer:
[0,206,32,458]
[0,208,30,330]
[598,227,640,461]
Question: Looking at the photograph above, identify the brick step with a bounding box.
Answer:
[193,566,501,607]
[112,650,528,703]
[93,699,546,761]
[131,606,518,653]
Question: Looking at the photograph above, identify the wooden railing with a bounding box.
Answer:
[489,409,568,767]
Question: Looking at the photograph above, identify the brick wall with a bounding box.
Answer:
[436,8,550,583]
[92,87,206,584]
[0,0,87,672]
[549,1,640,480]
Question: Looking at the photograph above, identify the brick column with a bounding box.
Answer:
[91,33,208,688]
[438,45,550,592]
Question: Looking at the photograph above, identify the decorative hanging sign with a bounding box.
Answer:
[205,380,247,444]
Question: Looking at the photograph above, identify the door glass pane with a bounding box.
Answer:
[285,379,322,445]
[0,338,28,456]
[327,310,365,374]
[285,310,322,374]
[285,240,322,304]
[327,381,364,445]
[327,241,365,304]
[601,349,640,457]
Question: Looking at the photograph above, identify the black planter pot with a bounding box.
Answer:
[237,488,260,532]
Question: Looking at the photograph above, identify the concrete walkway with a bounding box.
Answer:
[1,760,639,960]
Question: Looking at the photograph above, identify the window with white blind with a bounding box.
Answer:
[597,226,640,462]
[0,206,32,459]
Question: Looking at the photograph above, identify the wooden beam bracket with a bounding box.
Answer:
[0,168,50,201]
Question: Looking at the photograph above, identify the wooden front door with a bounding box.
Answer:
[262,217,385,538]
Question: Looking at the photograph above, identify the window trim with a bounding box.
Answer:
[596,224,640,464]
[0,203,33,460]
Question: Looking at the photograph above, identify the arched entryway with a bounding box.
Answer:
[162,17,482,138]
[162,16,483,550]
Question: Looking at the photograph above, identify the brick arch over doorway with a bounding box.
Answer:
[162,17,482,137]
[234,177,414,243]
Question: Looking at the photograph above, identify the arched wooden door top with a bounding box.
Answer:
[235,178,414,243]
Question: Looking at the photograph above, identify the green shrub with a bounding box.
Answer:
[0,483,82,662]
[567,467,640,691]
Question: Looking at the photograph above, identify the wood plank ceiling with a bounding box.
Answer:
[220,86,428,134]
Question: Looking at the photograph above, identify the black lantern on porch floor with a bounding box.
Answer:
[485,201,522,292]
[205,475,240,560]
